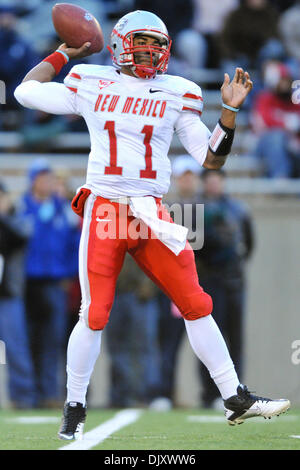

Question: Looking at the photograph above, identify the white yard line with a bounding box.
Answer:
[290,435,300,439]
[59,409,142,451]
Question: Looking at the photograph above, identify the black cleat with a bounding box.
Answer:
[58,401,86,440]
[224,384,290,426]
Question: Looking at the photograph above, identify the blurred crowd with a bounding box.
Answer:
[0,0,300,178]
[0,0,300,177]
[0,1,300,177]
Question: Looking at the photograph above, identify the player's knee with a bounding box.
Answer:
[81,305,110,331]
[181,291,213,321]
[89,312,110,330]
[88,318,107,331]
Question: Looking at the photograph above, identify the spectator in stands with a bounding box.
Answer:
[191,0,238,69]
[146,291,184,411]
[0,181,35,408]
[0,5,39,107]
[279,1,300,70]
[134,0,194,39]
[17,158,80,407]
[252,61,300,178]
[106,254,161,408]
[0,1,39,14]
[0,5,39,132]
[219,0,282,76]
[53,169,82,339]
[270,0,295,14]
[195,169,254,409]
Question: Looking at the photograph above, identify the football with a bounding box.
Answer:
[52,3,104,54]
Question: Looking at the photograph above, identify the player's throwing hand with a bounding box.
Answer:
[58,42,92,60]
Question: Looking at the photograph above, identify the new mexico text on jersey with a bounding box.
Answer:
[15,64,211,199]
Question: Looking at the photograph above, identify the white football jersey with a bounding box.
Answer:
[15,64,211,198]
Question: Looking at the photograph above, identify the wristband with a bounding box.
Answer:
[209,119,235,156]
[43,50,69,75]
[56,49,70,63]
[222,103,239,112]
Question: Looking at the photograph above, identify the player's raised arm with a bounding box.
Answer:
[15,3,104,113]
[203,68,253,169]
[14,43,92,115]
[21,42,92,84]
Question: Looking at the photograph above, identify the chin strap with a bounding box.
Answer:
[132,65,157,80]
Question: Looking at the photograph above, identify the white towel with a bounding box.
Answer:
[129,196,188,256]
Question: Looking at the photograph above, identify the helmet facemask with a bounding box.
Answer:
[109,28,172,79]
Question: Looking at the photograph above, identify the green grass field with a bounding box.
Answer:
[1,407,300,451]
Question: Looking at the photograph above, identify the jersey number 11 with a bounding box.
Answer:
[104,121,157,179]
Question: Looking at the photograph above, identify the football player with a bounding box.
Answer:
[14,10,290,439]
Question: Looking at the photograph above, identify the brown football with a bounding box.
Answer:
[52,3,104,54]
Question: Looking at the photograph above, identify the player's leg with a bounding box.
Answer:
[131,238,240,400]
[197,276,227,408]
[130,202,290,424]
[59,195,127,440]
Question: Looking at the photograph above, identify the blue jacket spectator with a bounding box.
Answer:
[0,180,35,408]
[20,192,79,280]
[18,158,79,280]
[0,6,39,106]
[16,158,80,407]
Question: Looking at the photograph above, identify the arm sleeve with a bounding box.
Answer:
[174,111,211,166]
[14,80,78,115]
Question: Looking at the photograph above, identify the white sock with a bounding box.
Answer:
[184,315,240,400]
[66,318,102,406]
